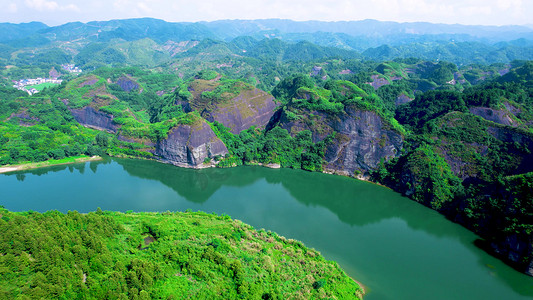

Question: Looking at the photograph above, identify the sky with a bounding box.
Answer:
[1,0,532,27]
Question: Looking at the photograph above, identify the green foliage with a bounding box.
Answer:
[200,79,253,103]
[0,209,363,299]
[196,70,219,80]
[0,94,105,165]
[272,74,315,104]
[58,75,109,109]
[403,144,462,210]
[274,78,406,136]
[14,48,71,66]
[396,90,467,130]
[75,43,127,68]
[210,122,327,171]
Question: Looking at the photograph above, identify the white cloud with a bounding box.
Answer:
[113,0,129,11]
[7,3,18,13]
[137,2,152,13]
[1,0,530,26]
[25,0,59,11]
[459,5,492,16]
[60,4,80,12]
[24,0,79,12]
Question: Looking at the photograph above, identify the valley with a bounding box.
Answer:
[1,17,532,299]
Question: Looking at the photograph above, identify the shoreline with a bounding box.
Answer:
[0,156,103,174]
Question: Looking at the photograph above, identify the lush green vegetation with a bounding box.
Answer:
[0,91,106,165]
[25,82,61,92]
[211,123,327,171]
[0,208,362,299]
[370,66,533,273]
[1,19,532,278]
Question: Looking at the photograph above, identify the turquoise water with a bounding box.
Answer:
[1,158,533,299]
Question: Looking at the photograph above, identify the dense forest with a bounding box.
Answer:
[1,17,533,296]
[0,208,362,299]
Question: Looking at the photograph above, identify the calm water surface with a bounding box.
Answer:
[1,158,533,300]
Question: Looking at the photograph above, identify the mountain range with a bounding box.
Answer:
[2,18,533,48]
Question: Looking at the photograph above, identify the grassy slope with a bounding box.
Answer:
[25,82,60,92]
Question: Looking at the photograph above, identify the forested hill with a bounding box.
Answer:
[3,18,533,44]
[1,16,533,284]
[0,208,363,299]
[1,18,533,68]
[1,56,532,278]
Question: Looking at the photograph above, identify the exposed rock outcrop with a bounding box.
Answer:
[69,106,118,133]
[155,118,228,168]
[490,233,533,276]
[366,75,390,90]
[469,107,517,127]
[116,75,140,92]
[7,110,40,126]
[395,93,412,106]
[325,108,403,175]
[202,88,279,134]
[277,106,403,175]
[487,126,533,174]
[185,79,279,134]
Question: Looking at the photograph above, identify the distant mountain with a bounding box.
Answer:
[38,18,215,43]
[0,22,48,43]
[202,19,533,42]
[2,18,533,46]
[362,41,533,65]
[1,18,533,68]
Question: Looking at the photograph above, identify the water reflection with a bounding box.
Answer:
[113,158,533,298]
[115,158,468,237]
[2,158,533,299]
[115,158,256,203]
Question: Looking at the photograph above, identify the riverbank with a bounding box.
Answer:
[0,155,102,174]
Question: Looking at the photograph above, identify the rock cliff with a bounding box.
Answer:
[490,233,533,276]
[469,107,517,127]
[115,75,140,92]
[155,118,228,168]
[69,106,118,133]
[276,105,403,175]
[185,79,279,134]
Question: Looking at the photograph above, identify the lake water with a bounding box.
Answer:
[1,158,533,299]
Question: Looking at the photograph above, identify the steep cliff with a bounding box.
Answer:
[115,75,140,92]
[183,78,279,134]
[276,105,403,176]
[469,107,518,127]
[324,107,403,175]
[69,106,118,133]
[155,117,228,168]
[59,74,124,132]
[379,110,533,274]
[269,76,404,175]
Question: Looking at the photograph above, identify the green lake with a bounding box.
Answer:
[1,158,533,299]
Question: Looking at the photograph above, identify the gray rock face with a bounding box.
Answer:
[186,79,279,134]
[116,76,140,92]
[69,106,118,133]
[199,88,279,134]
[156,119,228,168]
[325,108,403,174]
[490,234,533,276]
[395,93,412,106]
[488,126,533,174]
[469,107,517,127]
[279,106,403,175]
[209,89,279,134]
[8,111,40,126]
